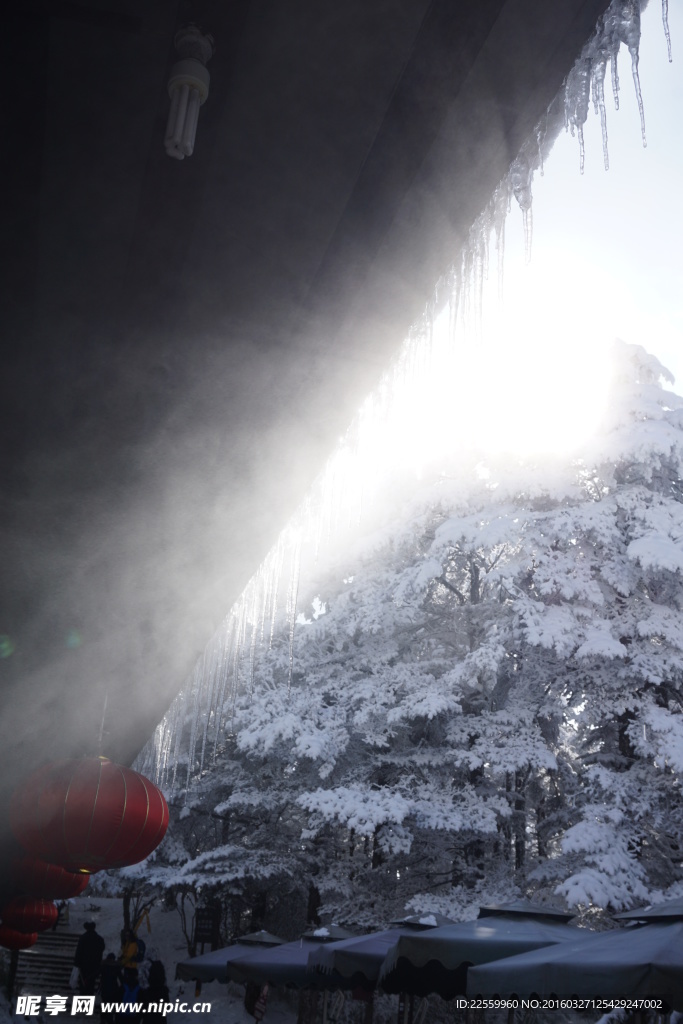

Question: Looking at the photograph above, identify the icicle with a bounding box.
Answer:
[448,261,462,341]
[510,153,532,213]
[195,647,213,777]
[600,2,622,110]
[198,641,220,777]
[662,0,672,61]
[481,213,490,284]
[211,614,234,761]
[510,153,533,262]
[535,123,545,177]
[258,563,270,644]
[185,660,204,792]
[564,56,592,172]
[611,42,620,109]
[630,51,647,147]
[496,215,506,300]
[171,687,190,790]
[591,52,610,170]
[163,705,178,789]
[523,206,533,264]
[285,529,302,696]
[269,535,286,647]
[230,594,249,731]
[491,181,508,301]
[616,0,646,146]
[248,578,260,698]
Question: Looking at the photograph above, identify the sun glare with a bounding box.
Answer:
[314,244,618,551]
[471,248,615,457]
[345,245,616,504]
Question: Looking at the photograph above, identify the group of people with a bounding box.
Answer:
[73,922,169,1022]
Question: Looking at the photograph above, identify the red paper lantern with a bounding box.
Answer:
[0,924,38,950]
[9,757,169,873]
[0,897,58,933]
[11,858,89,900]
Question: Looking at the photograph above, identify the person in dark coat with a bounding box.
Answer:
[140,961,170,1024]
[74,922,105,996]
[99,953,122,1023]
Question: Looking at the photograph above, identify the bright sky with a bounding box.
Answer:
[500,0,683,393]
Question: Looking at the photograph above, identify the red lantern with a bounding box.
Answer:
[0,897,58,933]
[0,924,38,950]
[9,757,169,873]
[11,858,89,899]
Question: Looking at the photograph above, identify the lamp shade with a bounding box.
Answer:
[11,858,89,900]
[9,757,169,873]
[0,924,38,950]
[0,897,58,933]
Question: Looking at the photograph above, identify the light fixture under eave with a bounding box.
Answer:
[165,25,214,160]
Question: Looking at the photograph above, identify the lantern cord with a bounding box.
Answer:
[97,691,109,754]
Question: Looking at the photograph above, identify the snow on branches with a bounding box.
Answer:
[137,342,683,927]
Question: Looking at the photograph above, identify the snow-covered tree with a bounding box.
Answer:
[136,341,683,928]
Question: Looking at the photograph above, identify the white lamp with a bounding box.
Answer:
[165,25,214,160]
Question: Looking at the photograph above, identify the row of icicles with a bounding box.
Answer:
[0,757,168,950]
[138,0,672,797]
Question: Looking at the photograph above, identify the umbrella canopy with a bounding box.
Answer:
[309,917,454,992]
[176,930,285,983]
[379,917,584,999]
[466,921,683,1009]
[225,926,357,989]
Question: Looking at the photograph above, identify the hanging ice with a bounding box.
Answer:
[615,0,647,146]
[561,0,656,173]
[662,0,673,62]
[510,153,533,263]
[564,56,592,173]
[134,0,672,797]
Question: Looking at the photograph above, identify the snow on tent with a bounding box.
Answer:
[308,915,454,992]
[614,896,683,922]
[225,926,357,989]
[378,905,583,999]
[477,901,574,923]
[176,930,285,983]
[466,921,683,1008]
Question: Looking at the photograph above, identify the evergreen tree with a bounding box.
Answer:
[134,341,683,927]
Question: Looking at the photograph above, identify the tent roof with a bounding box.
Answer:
[478,900,574,922]
[225,927,358,989]
[614,897,683,921]
[310,915,453,989]
[302,925,358,942]
[378,917,585,999]
[176,931,285,982]
[310,928,412,987]
[389,913,456,929]
[466,921,683,1009]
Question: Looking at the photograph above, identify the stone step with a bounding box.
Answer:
[15,929,84,998]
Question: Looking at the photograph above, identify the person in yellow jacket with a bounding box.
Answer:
[119,928,140,971]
